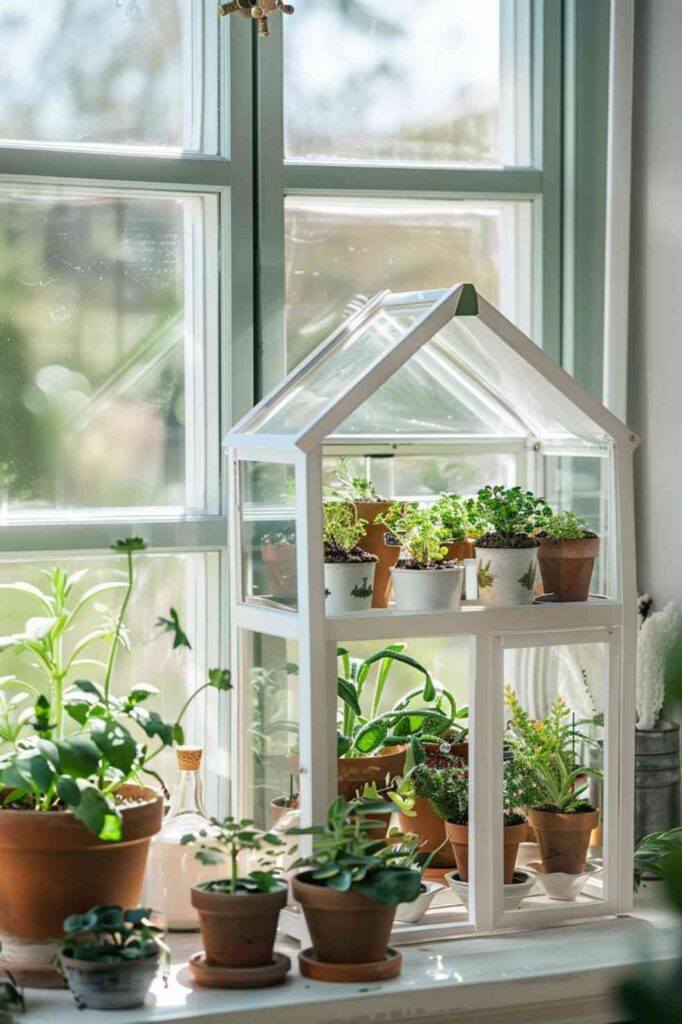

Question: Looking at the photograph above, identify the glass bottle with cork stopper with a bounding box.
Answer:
[145,746,223,931]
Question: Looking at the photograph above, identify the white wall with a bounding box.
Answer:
[629,0,682,605]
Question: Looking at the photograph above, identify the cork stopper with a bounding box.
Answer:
[175,746,203,772]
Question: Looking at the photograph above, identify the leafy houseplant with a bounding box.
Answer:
[412,755,541,884]
[0,962,23,1024]
[536,510,599,602]
[58,905,169,1011]
[327,458,397,609]
[377,503,464,612]
[334,643,463,815]
[505,686,601,874]
[430,493,484,562]
[323,502,378,614]
[470,486,551,606]
[0,538,232,952]
[287,795,421,976]
[184,817,288,972]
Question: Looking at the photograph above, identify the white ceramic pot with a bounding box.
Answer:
[473,545,539,607]
[445,868,537,912]
[390,565,464,612]
[394,880,444,924]
[526,860,600,901]
[324,561,376,615]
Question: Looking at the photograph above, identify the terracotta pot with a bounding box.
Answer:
[444,539,475,562]
[61,953,159,1011]
[191,883,288,969]
[537,536,599,602]
[0,784,162,942]
[337,745,407,802]
[528,807,599,874]
[444,821,527,885]
[269,795,299,827]
[260,542,297,601]
[354,501,401,609]
[292,873,396,964]
[398,797,455,868]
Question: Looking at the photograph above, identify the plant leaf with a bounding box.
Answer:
[156,608,192,650]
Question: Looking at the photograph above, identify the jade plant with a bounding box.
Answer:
[181,816,287,895]
[376,502,449,568]
[0,539,232,840]
[469,485,551,548]
[287,794,422,904]
[336,643,465,758]
[59,905,170,972]
[504,685,601,811]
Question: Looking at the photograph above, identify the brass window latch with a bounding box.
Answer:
[219,0,294,38]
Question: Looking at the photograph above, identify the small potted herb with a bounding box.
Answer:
[328,459,399,608]
[323,502,378,614]
[470,486,551,606]
[505,686,601,874]
[58,905,169,1011]
[412,756,540,892]
[183,817,290,987]
[536,511,599,602]
[430,493,484,562]
[287,795,422,980]
[260,525,297,602]
[378,503,464,612]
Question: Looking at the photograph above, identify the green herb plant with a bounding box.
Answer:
[59,904,170,978]
[323,503,369,559]
[0,539,232,840]
[286,794,422,904]
[181,816,287,896]
[336,644,464,761]
[504,685,601,812]
[469,486,551,541]
[540,510,591,542]
[376,503,449,567]
[430,493,486,541]
[328,458,383,502]
[403,755,541,825]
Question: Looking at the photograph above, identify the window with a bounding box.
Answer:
[0,0,245,813]
[0,3,612,819]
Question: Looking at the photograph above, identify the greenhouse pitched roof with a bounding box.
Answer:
[227,284,639,453]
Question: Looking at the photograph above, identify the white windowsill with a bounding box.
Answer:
[20,888,679,1024]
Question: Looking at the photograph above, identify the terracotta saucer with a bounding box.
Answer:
[2,964,65,990]
[189,951,291,989]
[298,947,402,983]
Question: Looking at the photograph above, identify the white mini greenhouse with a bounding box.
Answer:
[225,283,639,941]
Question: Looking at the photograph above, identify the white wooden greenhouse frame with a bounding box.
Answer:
[225,282,640,941]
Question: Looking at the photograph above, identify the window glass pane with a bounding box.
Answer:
[0,184,216,515]
[240,631,299,831]
[240,461,298,612]
[284,0,530,166]
[323,452,517,499]
[285,196,532,369]
[251,302,426,436]
[0,551,217,786]
[0,0,216,153]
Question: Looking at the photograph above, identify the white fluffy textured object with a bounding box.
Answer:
[636,601,680,730]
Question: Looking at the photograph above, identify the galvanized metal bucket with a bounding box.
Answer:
[635,721,680,842]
